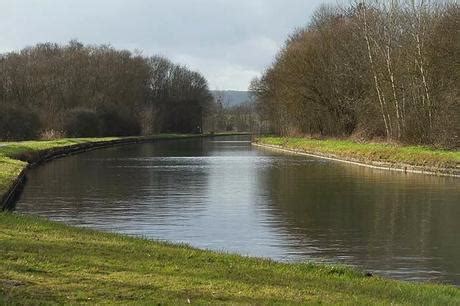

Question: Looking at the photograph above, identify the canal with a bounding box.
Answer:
[15,135,460,285]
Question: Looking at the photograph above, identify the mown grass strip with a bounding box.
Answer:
[257,137,460,169]
[0,137,121,198]
[0,134,458,304]
[1,213,459,305]
[0,134,231,197]
[0,157,26,198]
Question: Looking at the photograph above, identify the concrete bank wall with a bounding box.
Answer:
[253,143,460,178]
[1,134,247,210]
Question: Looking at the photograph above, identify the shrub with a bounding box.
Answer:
[0,106,41,140]
[96,106,141,137]
[40,129,66,140]
[63,108,100,137]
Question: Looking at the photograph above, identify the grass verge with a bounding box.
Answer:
[0,134,458,304]
[256,136,460,170]
[0,137,118,197]
[1,213,459,305]
[0,134,234,198]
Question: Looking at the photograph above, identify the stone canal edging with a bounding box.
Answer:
[252,142,460,178]
[1,134,248,210]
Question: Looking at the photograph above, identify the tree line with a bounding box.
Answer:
[208,91,259,133]
[0,41,213,140]
[251,0,459,147]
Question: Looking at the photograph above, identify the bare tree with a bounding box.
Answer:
[252,0,458,147]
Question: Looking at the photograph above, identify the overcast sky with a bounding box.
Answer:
[0,0,328,90]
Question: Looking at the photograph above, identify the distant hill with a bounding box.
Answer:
[212,90,251,107]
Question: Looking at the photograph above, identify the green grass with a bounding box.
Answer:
[257,137,460,169]
[0,138,119,159]
[1,213,458,305]
[0,156,26,198]
[0,134,230,196]
[0,137,120,197]
[1,134,459,304]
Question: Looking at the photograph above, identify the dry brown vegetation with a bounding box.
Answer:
[0,41,213,140]
[251,0,459,148]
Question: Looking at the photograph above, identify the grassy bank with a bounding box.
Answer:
[0,134,226,199]
[1,135,459,304]
[257,137,460,172]
[1,213,459,305]
[0,138,117,197]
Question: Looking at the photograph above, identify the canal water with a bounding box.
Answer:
[15,135,460,285]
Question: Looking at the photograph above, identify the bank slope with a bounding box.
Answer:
[1,135,459,304]
[255,137,460,177]
[0,138,119,203]
[1,213,459,305]
[0,134,241,208]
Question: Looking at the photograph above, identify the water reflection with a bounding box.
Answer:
[257,153,460,283]
[15,135,460,285]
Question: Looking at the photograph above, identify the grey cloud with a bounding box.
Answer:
[0,0,327,90]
